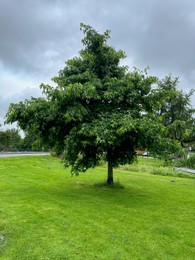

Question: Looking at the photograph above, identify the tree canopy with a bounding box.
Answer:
[6,24,182,184]
[0,128,21,151]
[155,75,195,145]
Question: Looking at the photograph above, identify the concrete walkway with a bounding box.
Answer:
[0,152,50,158]
[174,167,195,174]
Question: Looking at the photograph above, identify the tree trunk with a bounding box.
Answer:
[107,159,114,185]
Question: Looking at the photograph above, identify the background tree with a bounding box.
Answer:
[183,125,195,150]
[155,75,195,146]
[0,128,22,151]
[20,131,44,151]
[6,24,181,184]
[0,130,10,151]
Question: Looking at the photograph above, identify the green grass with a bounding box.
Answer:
[175,154,195,169]
[0,156,195,259]
[120,157,195,179]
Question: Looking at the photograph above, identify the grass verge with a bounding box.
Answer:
[0,156,194,259]
[120,157,195,179]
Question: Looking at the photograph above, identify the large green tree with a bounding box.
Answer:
[6,24,181,184]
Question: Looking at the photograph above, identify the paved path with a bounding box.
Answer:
[174,167,195,174]
[0,152,50,158]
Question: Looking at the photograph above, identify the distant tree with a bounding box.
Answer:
[20,131,42,151]
[155,75,195,146]
[6,24,181,184]
[8,129,22,150]
[0,128,22,151]
[185,125,195,148]
[0,131,10,151]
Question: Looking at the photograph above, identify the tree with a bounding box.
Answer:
[155,75,195,146]
[0,130,10,151]
[6,24,181,184]
[0,128,22,151]
[20,131,42,151]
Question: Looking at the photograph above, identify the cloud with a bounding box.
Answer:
[0,0,194,125]
[0,0,83,75]
[0,85,42,127]
[1,0,195,77]
[0,67,42,127]
[134,1,195,75]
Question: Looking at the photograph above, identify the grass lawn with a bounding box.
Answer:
[0,156,194,259]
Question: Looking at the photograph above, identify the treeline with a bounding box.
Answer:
[0,129,45,151]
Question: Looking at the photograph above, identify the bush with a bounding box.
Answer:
[175,154,195,169]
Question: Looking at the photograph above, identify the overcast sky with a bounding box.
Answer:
[0,0,195,129]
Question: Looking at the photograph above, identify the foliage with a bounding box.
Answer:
[0,128,46,151]
[155,75,195,145]
[0,128,22,151]
[175,154,195,169]
[20,132,35,151]
[0,128,45,151]
[120,157,195,179]
[187,125,195,146]
[0,156,194,259]
[6,24,182,184]
[20,131,48,151]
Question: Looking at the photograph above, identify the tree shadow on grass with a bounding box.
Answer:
[94,181,124,189]
[18,179,159,212]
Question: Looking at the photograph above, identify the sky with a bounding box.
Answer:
[0,0,195,129]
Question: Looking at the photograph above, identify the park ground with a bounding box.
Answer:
[0,156,194,259]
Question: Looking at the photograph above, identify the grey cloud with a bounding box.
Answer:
[1,0,194,76]
[0,0,194,110]
[134,1,195,75]
[0,0,157,74]
[0,87,42,126]
[0,0,82,74]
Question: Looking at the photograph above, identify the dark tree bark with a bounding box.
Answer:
[107,159,114,185]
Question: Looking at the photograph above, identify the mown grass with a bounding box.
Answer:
[0,156,195,259]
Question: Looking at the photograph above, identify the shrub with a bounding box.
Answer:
[175,154,195,169]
